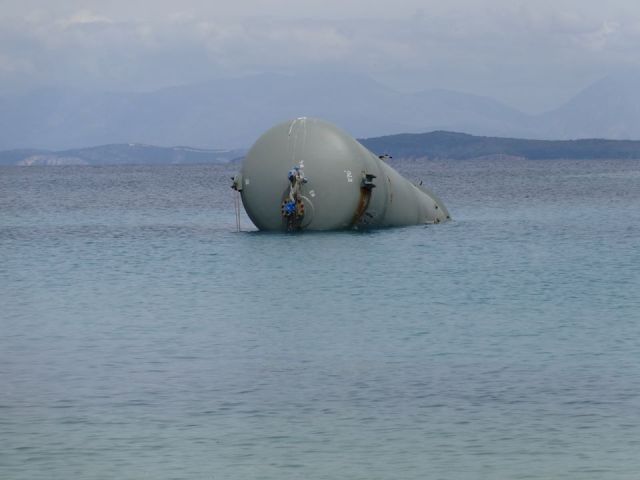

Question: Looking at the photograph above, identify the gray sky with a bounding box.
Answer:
[1,0,639,112]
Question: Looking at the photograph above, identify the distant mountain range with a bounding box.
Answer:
[2,131,640,166]
[2,71,640,151]
[0,144,245,166]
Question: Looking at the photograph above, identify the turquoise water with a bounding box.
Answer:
[1,160,639,479]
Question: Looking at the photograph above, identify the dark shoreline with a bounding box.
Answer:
[3,130,640,166]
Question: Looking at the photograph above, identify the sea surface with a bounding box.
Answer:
[1,159,639,480]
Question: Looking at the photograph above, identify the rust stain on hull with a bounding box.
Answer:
[351,187,372,227]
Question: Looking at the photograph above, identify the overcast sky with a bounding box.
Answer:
[1,0,639,112]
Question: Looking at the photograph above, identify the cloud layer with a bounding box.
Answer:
[1,0,640,112]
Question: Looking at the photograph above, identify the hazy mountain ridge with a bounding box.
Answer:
[535,73,640,139]
[0,72,602,150]
[1,71,640,151]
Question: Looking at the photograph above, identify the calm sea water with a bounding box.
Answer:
[1,159,639,480]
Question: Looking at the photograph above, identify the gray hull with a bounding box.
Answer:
[233,118,450,231]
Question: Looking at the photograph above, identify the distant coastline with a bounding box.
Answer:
[0,144,246,166]
[359,131,640,161]
[2,131,640,166]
